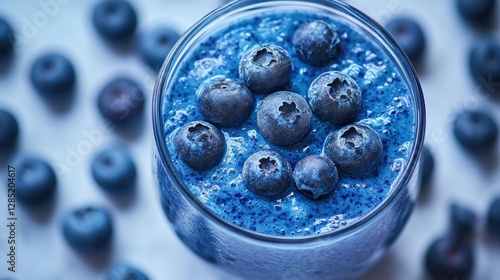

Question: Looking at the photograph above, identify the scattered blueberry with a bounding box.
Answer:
[308,71,362,125]
[242,150,292,197]
[385,17,426,64]
[450,202,477,238]
[197,76,254,127]
[420,145,435,187]
[138,27,180,72]
[97,77,145,125]
[293,155,338,199]
[12,155,57,205]
[174,121,225,171]
[292,20,340,67]
[452,110,498,153]
[424,235,474,280]
[106,263,149,280]
[0,109,19,152]
[487,197,500,238]
[324,123,383,177]
[457,0,495,24]
[30,53,76,97]
[257,91,312,146]
[0,17,14,61]
[62,206,113,254]
[239,44,292,93]
[469,40,500,92]
[91,146,136,193]
[92,0,138,43]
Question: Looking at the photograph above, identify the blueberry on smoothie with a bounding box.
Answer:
[292,20,340,67]
[239,44,292,93]
[293,155,338,199]
[106,263,149,280]
[424,235,474,280]
[138,27,180,72]
[30,53,76,97]
[91,146,136,193]
[0,17,14,61]
[92,0,137,43]
[325,123,383,177]
[452,110,498,153]
[174,121,225,171]
[13,155,57,206]
[308,71,362,125]
[385,17,426,64]
[0,109,19,152]
[197,77,254,127]
[62,206,113,254]
[242,150,292,197]
[469,40,500,91]
[487,197,500,238]
[457,0,495,24]
[450,202,477,238]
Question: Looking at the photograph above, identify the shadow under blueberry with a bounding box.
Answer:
[102,182,137,209]
[22,193,58,223]
[76,249,112,271]
[105,37,137,55]
[112,113,146,141]
[0,56,13,75]
[39,90,76,114]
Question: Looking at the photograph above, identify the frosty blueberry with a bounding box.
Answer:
[293,155,339,199]
[292,20,340,67]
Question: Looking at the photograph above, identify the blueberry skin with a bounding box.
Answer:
[293,155,339,199]
[450,203,477,238]
[242,150,292,197]
[420,145,435,187]
[457,0,495,23]
[12,155,57,205]
[308,71,362,125]
[0,109,19,152]
[92,0,137,43]
[138,27,180,72]
[453,110,498,153]
[292,20,340,67]
[487,197,500,238]
[257,91,312,146]
[385,17,426,64]
[324,123,383,177]
[30,53,76,97]
[97,77,145,125]
[239,44,292,94]
[197,76,254,127]
[174,121,225,171]
[469,40,500,91]
[107,263,149,280]
[424,235,474,280]
[0,17,14,61]
[62,206,113,254]
[91,146,136,193]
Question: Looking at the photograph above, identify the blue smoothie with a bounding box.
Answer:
[161,9,415,237]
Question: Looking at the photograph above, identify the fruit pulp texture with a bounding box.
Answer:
[162,10,416,236]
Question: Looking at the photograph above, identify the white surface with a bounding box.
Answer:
[0,0,499,279]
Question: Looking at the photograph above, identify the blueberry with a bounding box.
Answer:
[138,27,180,72]
[457,0,495,24]
[487,197,500,238]
[424,235,474,280]
[450,202,477,238]
[0,109,19,152]
[174,121,225,171]
[385,17,426,64]
[292,20,340,67]
[30,53,76,97]
[12,155,57,205]
[0,17,14,61]
[97,77,145,125]
[242,150,292,197]
[293,155,338,199]
[239,44,292,93]
[197,76,254,127]
[62,206,113,254]
[469,40,500,92]
[91,146,136,193]
[324,123,383,177]
[92,0,137,43]
[308,71,362,125]
[257,91,312,146]
[107,263,149,280]
[420,145,435,187]
[452,110,498,153]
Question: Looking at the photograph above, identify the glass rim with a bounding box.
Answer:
[152,0,426,244]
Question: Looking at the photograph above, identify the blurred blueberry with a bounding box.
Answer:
[325,123,383,177]
[138,27,180,72]
[174,121,225,171]
[62,206,113,254]
[92,0,137,43]
[469,40,500,92]
[242,150,292,197]
[30,53,76,97]
[13,155,57,206]
[292,20,339,67]
[257,91,312,146]
[452,110,498,153]
[385,17,426,64]
[420,145,435,188]
[197,76,254,127]
[97,77,145,125]
[107,263,149,280]
[0,17,14,61]
[487,197,500,238]
[308,71,362,125]
[424,235,474,280]
[293,155,338,199]
[0,109,19,152]
[239,44,292,93]
[91,146,136,194]
[450,202,477,238]
[457,0,495,24]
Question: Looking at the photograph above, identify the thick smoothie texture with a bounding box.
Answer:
[161,9,415,237]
